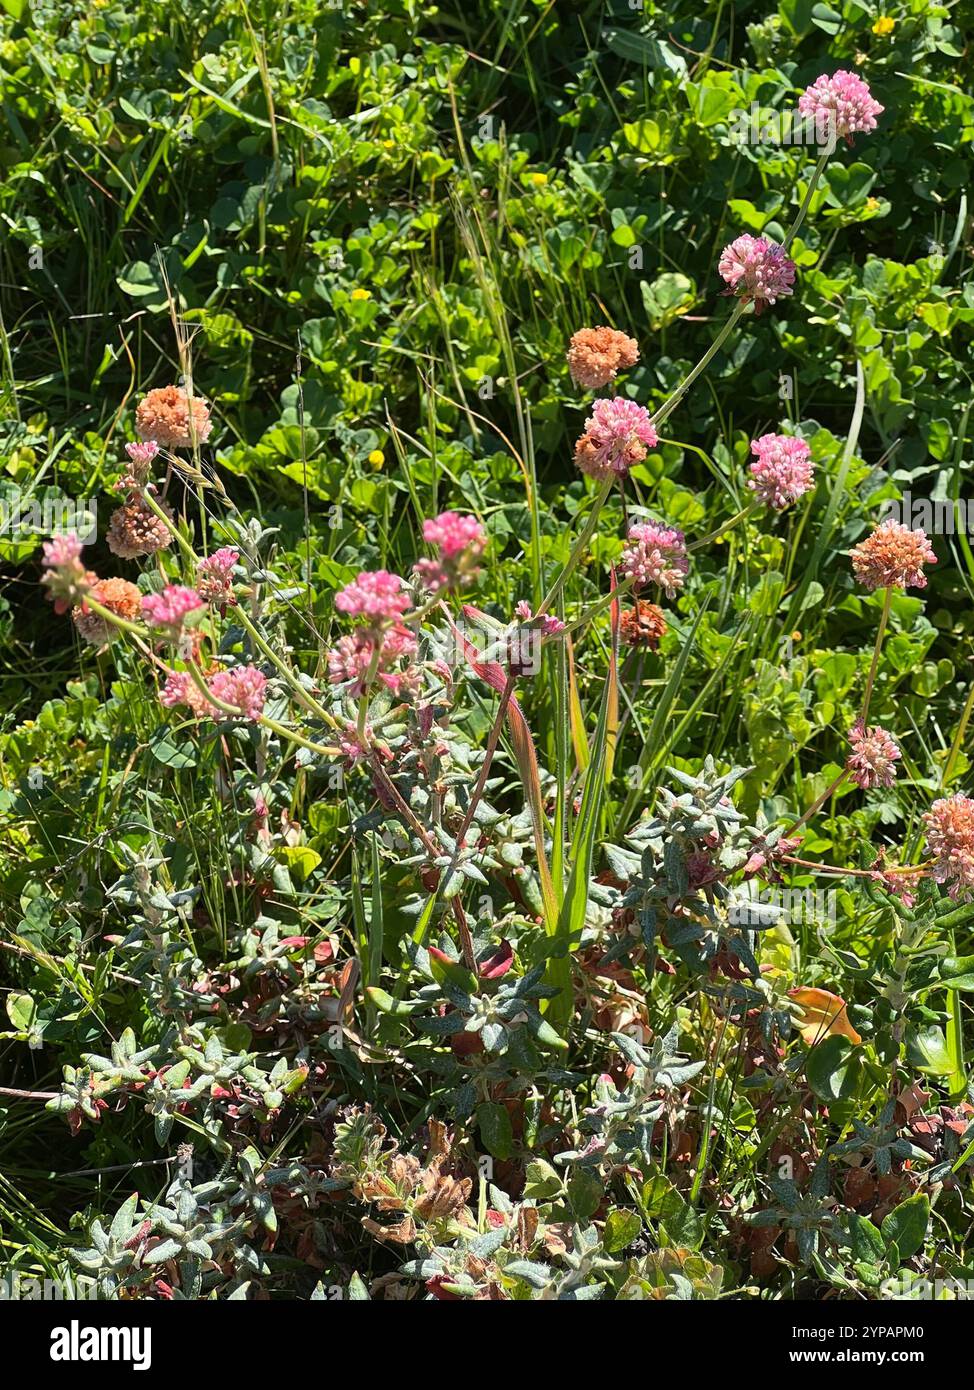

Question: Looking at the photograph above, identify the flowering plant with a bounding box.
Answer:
[3,9,974,1319]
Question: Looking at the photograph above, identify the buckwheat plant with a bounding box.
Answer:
[13,63,974,1303]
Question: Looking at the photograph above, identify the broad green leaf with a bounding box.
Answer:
[604,1208,642,1253]
[881,1194,930,1264]
[805,1035,857,1102]
[6,991,36,1032]
[274,845,322,883]
[477,1101,513,1160]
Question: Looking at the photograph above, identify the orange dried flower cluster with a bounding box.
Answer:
[336,1115,473,1247]
[106,497,174,559]
[71,577,142,646]
[135,385,213,449]
[567,326,639,390]
[851,519,936,591]
[620,600,667,649]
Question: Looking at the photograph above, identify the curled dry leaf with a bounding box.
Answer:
[788,987,862,1047]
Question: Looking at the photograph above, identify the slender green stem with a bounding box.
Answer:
[234,603,340,729]
[141,486,196,563]
[687,499,760,552]
[191,660,336,761]
[141,484,344,732]
[651,146,832,432]
[651,301,746,430]
[944,674,974,786]
[356,643,382,739]
[563,574,636,635]
[426,676,515,963]
[860,585,892,725]
[406,592,444,626]
[369,753,476,970]
[785,769,847,837]
[781,148,832,253]
[81,594,148,638]
[781,854,923,880]
[453,675,515,852]
[886,909,933,1087]
[538,477,613,616]
[186,658,238,716]
[259,715,340,760]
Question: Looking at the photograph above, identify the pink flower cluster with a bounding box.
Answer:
[718,235,796,311]
[196,547,239,607]
[748,434,815,509]
[798,71,883,146]
[513,601,566,637]
[211,666,268,720]
[846,719,901,790]
[42,533,83,567]
[126,440,159,465]
[574,398,658,481]
[924,794,974,902]
[160,671,215,718]
[335,570,411,623]
[142,584,204,641]
[41,533,94,614]
[328,569,418,696]
[118,439,160,490]
[160,664,267,721]
[414,512,486,593]
[620,522,689,599]
[327,626,418,697]
[424,512,485,560]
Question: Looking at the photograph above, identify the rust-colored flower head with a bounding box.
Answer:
[106,497,174,559]
[620,600,667,649]
[567,326,639,390]
[72,577,142,646]
[135,385,212,450]
[851,519,936,591]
